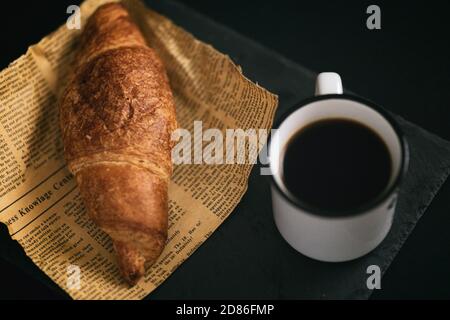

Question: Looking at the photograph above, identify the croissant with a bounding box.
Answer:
[59,3,177,285]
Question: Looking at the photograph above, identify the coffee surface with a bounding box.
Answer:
[282,119,392,214]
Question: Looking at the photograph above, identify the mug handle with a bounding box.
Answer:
[315,72,343,96]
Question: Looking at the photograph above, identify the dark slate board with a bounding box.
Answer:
[1,0,450,299]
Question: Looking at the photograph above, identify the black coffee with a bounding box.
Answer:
[282,119,392,213]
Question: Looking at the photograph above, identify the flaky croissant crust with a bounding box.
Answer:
[60,3,177,285]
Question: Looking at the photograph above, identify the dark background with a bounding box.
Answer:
[1,0,449,299]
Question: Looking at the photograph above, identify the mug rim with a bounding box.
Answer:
[269,93,409,218]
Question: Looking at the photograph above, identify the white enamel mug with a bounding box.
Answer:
[269,72,408,262]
